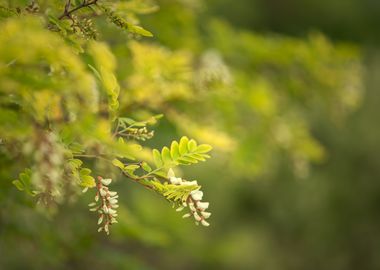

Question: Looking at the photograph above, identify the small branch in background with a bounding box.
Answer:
[59,0,98,20]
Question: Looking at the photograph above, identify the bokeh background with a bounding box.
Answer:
[1,0,380,269]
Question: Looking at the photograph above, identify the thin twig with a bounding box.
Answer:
[73,153,159,189]
[59,0,98,20]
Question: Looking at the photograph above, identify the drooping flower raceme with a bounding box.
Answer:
[167,169,211,226]
[88,176,119,234]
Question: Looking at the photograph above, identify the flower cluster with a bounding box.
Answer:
[24,130,64,206]
[89,176,118,234]
[118,126,154,141]
[168,169,211,226]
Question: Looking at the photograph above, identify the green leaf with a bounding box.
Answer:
[153,149,163,167]
[147,114,164,124]
[13,169,34,196]
[112,159,125,170]
[88,64,102,80]
[125,164,140,170]
[100,66,119,96]
[119,117,136,126]
[195,144,213,153]
[150,180,199,204]
[191,153,207,161]
[69,142,85,154]
[80,168,91,176]
[153,137,212,168]
[188,139,197,152]
[68,158,83,169]
[141,162,152,172]
[179,136,189,155]
[79,166,95,188]
[161,147,172,164]
[178,156,199,164]
[12,180,24,191]
[129,25,153,37]
[170,141,180,160]
[80,175,96,188]
[152,170,167,178]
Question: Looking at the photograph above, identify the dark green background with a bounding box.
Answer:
[1,0,380,269]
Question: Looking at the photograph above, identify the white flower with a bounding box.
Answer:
[168,169,185,185]
[98,215,103,225]
[101,178,112,186]
[182,180,198,186]
[193,212,202,221]
[170,176,182,185]
[108,208,116,215]
[201,211,211,219]
[176,206,185,212]
[99,188,107,197]
[167,168,175,178]
[109,199,118,205]
[111,218,118,224]
[189,203,196,212]
[182,213,191,218]
[197,202,209,211]
[201,220,210,227]
[190,190,203,201]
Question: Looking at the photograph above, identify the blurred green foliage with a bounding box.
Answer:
[0,0,378,269]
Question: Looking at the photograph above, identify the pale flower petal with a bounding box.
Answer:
[190,190,203,201]
[201,211,212,219]
[167,168,175,178]
[197,202,209,211]
[101,178,112,186]
[193,212,202,221]
[201,220,210,227]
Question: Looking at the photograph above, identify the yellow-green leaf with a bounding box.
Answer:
[141,162,152,172]
[170,141,180,159]
[161,147,172,164]
[196,144,213,153]
[112,159,125,170]
[179,136,189,155]
[188,139,197,152]
[153,149,163,167]
[80,175,96,188]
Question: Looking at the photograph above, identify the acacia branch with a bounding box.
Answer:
[73,153,158,190]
